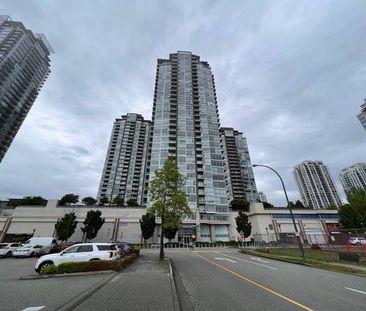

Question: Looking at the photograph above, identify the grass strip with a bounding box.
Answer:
[240,249,366,276]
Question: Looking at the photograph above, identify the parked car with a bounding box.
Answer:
[36,243,61,257]
[114,242,132,256]
[0,243,21,257]
[59,241,81,252]
[13,244,43,257]
[348,237,366,246]
[13,237,57,258]
[35,243,119,274]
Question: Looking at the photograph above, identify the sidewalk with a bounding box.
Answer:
[74,251,177,311]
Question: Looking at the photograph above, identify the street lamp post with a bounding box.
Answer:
[252,164,305,259]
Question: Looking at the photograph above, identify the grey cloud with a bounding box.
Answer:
[0,0,365,205]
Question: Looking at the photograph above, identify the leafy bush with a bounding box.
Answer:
[42,255,138,275]
[226,240,238,247]
[131,244,141,254]
[57,262,88,273]
[310,244,321,250]
[42,265,58,275]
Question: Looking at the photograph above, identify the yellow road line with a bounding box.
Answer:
[194,252,314,311]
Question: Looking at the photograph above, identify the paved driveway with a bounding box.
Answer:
[0,257,111,311]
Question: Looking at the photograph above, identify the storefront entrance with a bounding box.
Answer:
[177,226,196,244]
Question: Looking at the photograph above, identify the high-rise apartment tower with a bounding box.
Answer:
[339,163,366,195]
[357,99,366,131]
[97,113,151,206]
[0,15,53,163]
[149,51,230,241]
[294,160,342,209]
[220,127,257,202]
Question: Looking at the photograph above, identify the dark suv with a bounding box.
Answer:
[114,242,132,256]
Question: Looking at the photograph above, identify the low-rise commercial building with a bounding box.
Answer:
[0,200,339,245]
[0,200,146,243]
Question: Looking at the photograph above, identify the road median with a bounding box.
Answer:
[240,248,366,277]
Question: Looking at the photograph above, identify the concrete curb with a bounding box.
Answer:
[167,257,181,311]
[19,270,116,280]
[240,249,366,278]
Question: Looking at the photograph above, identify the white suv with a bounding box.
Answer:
[0,243,21,257]
[348,237,366,246]
[35,243,119,274]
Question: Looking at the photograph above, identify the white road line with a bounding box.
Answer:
[216,252,278,271]
[214,257,237,263]
[250,257,270,263]
[192,250,238,253]
[345,287,366,295]
[22,307,45,311]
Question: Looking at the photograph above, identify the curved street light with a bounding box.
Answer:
[252,164,305,259]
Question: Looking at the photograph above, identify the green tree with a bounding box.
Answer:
[346,188,366,226]
[149,159,191,260]
[262,202,275,209]
[99,196,109,206]
[59,194,79,206]
[288,200,306,209]
[235,211,252,239]
[339,203,362,229]
[112,195,124,206]
[82,196,97,206]
[230,197,250,211]
[339,188,366,229]
[54,212,78,242]
[8,196,47,207]
[164,227,178,241]
[127,199,139,207]
[139,213,156,244]
[81,210,105,242]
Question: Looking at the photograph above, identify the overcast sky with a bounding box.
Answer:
[0,0,365,205]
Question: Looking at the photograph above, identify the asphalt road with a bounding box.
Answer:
[168,249,366,311]
[1,249,366,311]
[0,257,111,311]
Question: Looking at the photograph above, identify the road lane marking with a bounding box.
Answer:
[214,257,237,263]
[215,252,278,271]
[251,257,270,263]
[345,287,366,295]
[192,250,238,253]
[194,252,313,311]
[22,307,45,311]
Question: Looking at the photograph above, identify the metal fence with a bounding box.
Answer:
[250,228,366,258]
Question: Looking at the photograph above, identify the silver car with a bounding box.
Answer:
[13,244,43,257]
[0,243,21,257]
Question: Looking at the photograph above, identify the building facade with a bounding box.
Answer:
[220,127,257,202]
[339,162,366,195]
[0,201,339,246]
[357,100,366,131]
[0,15,53,163]
[149,51,230,241]
[294,160,342,209]
[97,113,151,206]
[242,203,339,245]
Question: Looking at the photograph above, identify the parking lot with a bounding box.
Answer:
[0,256,112,311]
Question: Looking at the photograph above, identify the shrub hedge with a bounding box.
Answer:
[131,244,141,255]
[42,254,138,275]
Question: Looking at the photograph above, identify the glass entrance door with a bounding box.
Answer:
[182,235,191,244]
